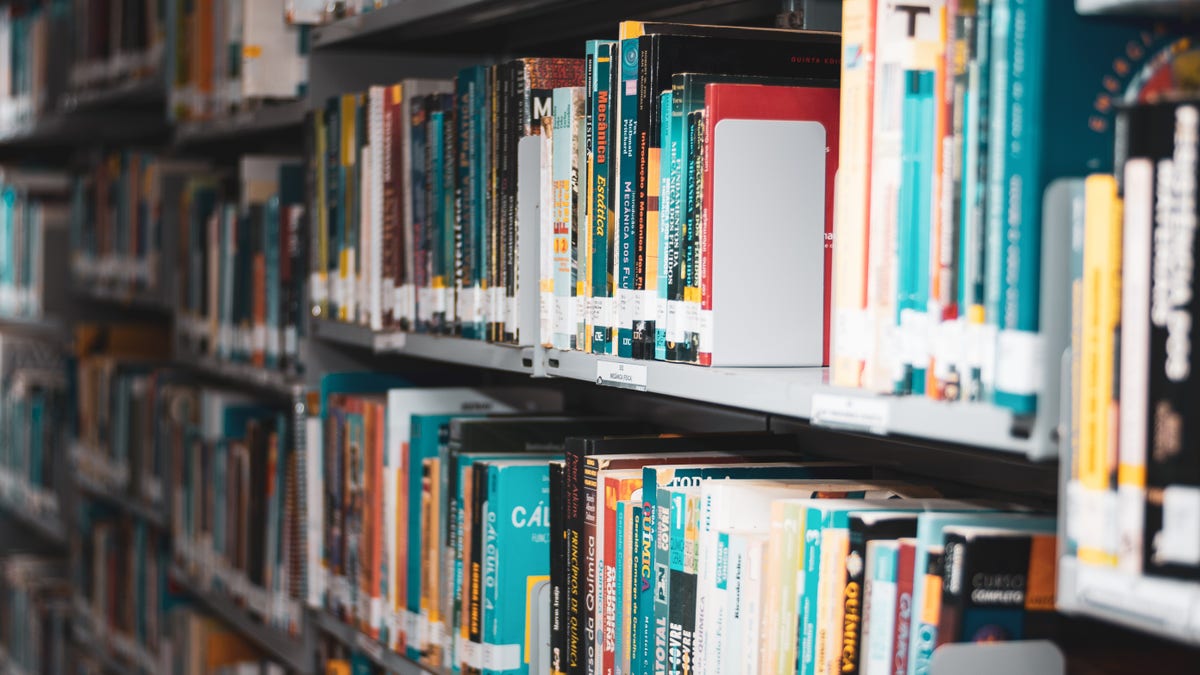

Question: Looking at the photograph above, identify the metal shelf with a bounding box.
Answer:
[74,476,166,529]
[0,479,66,548]
[70,284,173,314]
[58,77,165,114]
[1058,556,1200,647]
[169,567,315,675]
[178,353,304,398]
[0,314,66,337]
[1075,0,1199,13]
[542,349,1058,460]
[312,611,442,675]
[312,319,535,374]
[310,0,784,52]
[174,100,307,147]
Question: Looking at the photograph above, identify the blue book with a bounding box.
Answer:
[264,195,282,370]
[655,89,674,362]
[482,459,560,675]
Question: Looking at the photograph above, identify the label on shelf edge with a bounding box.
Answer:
[595,360,648,391]
[810,393,890,436]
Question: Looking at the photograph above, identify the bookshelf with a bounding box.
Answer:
[168,568,316,675]
[0,0,1192,673]
[173,100,309,148]
[312,612,440,675]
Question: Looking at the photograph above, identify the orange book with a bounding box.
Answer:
[367,398,387,638]
[421,455,443,665]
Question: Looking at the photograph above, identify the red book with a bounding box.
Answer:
[699,82,840,366]
[892,538,917,675]
[600,473,642,675]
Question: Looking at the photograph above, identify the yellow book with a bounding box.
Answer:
[1078,173,1121,566]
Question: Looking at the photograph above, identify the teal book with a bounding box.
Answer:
[984,4,1188,414]
[896,70,935,396]
[905,512,1054,675]
[458,66,488,340]
[655,89,674,362]
[588,40,617,355]
[430,107,448,334]
[613,499,630,675]
[615,37,639,358]
[441,93,459,335]
[265,195,282,369]
[325,98,342,320]
[552,86,585,352]
[482,459,560,675]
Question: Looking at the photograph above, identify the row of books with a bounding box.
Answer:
[166,0,310,122]
[169,382,307,637]
[310,22,840,368]
[284,0,389,26]
[0,555,70,675]
[73,508,173,672]
[69,152,203,302]
[829,2,1193,417]
[0,169,69,320]
[1066,96,1200,583]
[0,330,67,518]
[0,1,71,132]
[71,323,172,501]
[174,155,307,376]
[68,0,163,91]
[305,384,1057,675]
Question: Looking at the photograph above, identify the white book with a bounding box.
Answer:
[305,416,324,610]
[368,87,386,330]
[720,530,768,675]
[861,540,899,675]
[242,0,306,100]
[539,125,554,348]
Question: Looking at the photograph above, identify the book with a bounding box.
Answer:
[860,539,900,675]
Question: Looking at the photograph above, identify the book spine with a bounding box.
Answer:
[615,38,638,358]
[455,72,475,339]
[990,0,1045,415]
[443,98,459,335]
[909,547,944,675]
[634,483,656,675]
[651,487,672,675]
[1118,157,1152,574]
[833,0,877,387]
[655,89,673,362]
[582,456,601,675]
[666,492,698,675]
[550,461,567,675]
[589,42,615,355]
[895,64,936,396]
[935,534,965,648]
[472,69,491,339]
[1077,174,1122,567]
[860,541,898,675]
[892,541,916,675]
[959,0,992,401]
[552,88,575,351]
[464,462,487,675]
[575,83,592,353]
[1144,101,1200,579]
[633,35,658,361]
[382,87,398,328]
[613,502,628,675]
[799,510,826,675]
[680,109,703,365]
[624,504,641,675]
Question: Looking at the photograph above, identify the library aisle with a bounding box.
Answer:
[0,1,1198,674]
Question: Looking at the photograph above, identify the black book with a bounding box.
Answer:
[1122,99,1200,579]
[549,459,567,675]
[841,512,919,675]
[626,28,840,359]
